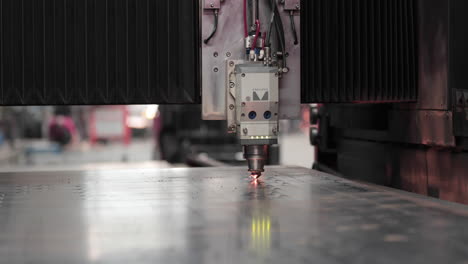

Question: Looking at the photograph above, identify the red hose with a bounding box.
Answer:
[243,0,248,37]
[252,20,260,49]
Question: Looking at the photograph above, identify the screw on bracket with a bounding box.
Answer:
[283,0,300,11]
[204,0,220,9]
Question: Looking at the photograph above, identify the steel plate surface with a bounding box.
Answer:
[1,166,468,263]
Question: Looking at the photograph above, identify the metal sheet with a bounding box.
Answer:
[201,0,301,120]
[2,166,468,263]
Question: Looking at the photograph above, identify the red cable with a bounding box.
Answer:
[252,20,260,50]
[243,0,248,37]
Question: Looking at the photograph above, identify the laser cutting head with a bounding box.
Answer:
[200,0,300,178]
[244,145,267,178]
[232,64,278,178]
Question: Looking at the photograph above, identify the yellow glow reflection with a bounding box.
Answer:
[250,215,271,254]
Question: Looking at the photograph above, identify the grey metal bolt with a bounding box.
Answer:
[210,3,214,7]
[241,73,246,77]
[226,52,231,57]
[272,128,278,135]
[242,102,246,107]
[229,61,235,67]
[243,128,248,135]
[213,67,219,73]
[213,52,218,57]
[229,82,235,88]
[229,104,235,110]
[296,4,300,9]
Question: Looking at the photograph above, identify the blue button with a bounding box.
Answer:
[248,111,257,120]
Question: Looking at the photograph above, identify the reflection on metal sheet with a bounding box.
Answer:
[250,216,271,254]
[1,166,468,263]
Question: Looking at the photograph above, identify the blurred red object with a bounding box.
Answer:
[89,106,131,145]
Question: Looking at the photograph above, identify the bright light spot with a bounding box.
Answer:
[144,105,159,120]
[127,116,147,129]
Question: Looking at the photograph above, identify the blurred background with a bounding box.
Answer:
[0,105,314,171]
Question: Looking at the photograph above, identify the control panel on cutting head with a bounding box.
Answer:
[201,0,301,178]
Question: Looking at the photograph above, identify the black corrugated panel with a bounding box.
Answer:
[0,0,199,105]
[301,0,418,103]
[450,0,468,93]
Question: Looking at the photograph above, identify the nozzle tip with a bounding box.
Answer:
[250,172,262,179]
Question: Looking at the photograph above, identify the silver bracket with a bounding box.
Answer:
[283,0,300,11]
[201,0,301,121]
[226,60,242,133]
[204,0,221,10]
